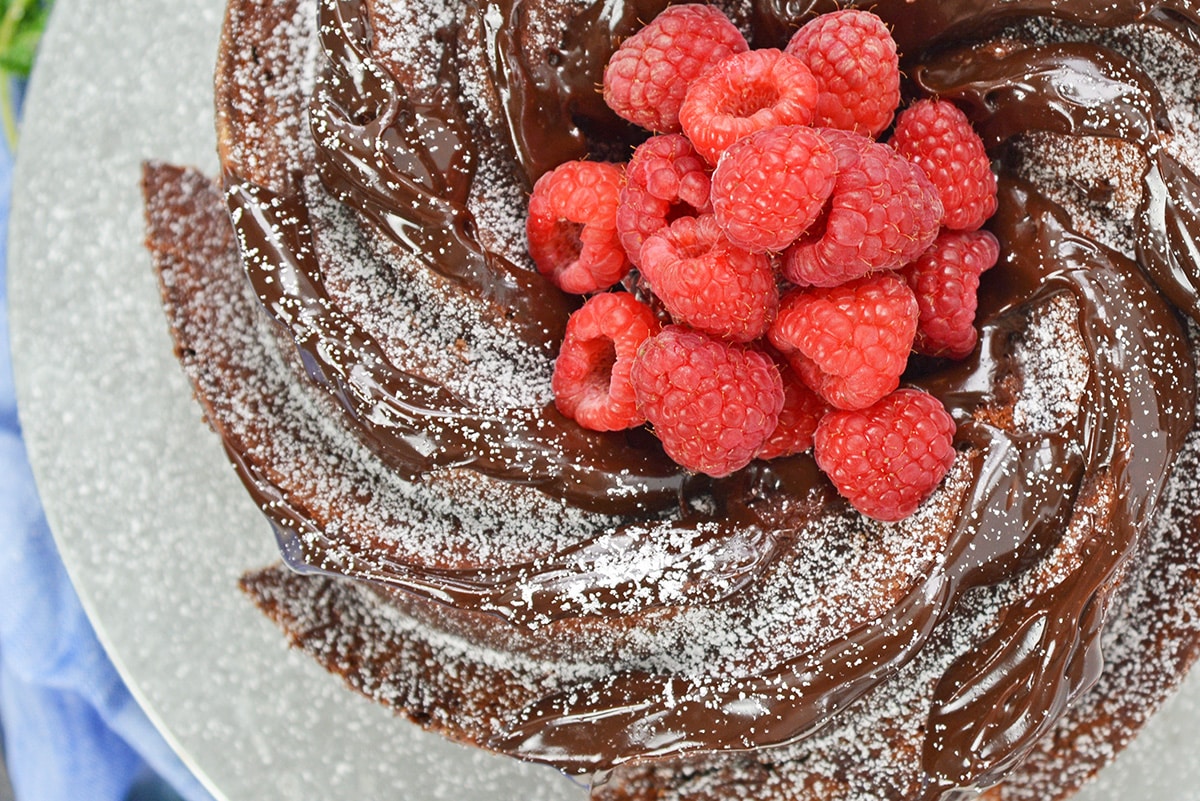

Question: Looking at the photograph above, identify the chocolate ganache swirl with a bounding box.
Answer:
[215,0,1200,795]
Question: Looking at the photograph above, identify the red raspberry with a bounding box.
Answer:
[711,125,838,253]
[616,134,712,266]
[813,388,956,521]
[552,292,662,431]
[631,326,784,477]
[902,229,1000,359]
[769,274,919,411]
[757,363,828,460]
[784,10,901,138]
[679,49,819,164]
[891,99,998,231]
[783,129,942,287]
[639,215,778,342]
[526,160,630,294]
[603,4,748,134]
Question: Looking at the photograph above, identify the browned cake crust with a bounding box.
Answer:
[143,0,1200,796]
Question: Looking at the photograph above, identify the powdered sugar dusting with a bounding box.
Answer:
[152,0,1200,798]
[218,0,320,186]
[1013,294,1089,434]
[587,390,1200,801]
[154,176,612,567]
[306,176,555,409]
[369,0,458,92]
[1009,17,1200,259]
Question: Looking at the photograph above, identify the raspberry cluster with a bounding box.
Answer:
[526,4,1000,521]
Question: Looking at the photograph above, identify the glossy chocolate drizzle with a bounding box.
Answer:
[308,0,574,350]
[225,176,696,516]
[218,0,1200,794]
[491,180,1193,788]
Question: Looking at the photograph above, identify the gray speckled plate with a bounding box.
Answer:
[6,1,582,799]
[7,1,1200,799]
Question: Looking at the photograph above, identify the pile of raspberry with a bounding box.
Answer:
[525,4,1000,522]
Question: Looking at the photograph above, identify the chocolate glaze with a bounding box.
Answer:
[471,0,671,179]
[849,0,1200,56]
[309,0,573,351]
[225,175,695,516]
[489,180,1193,784]
[213,0,1200,795]
[912,41,1171,149]
[222,415,810,628]
[913,34,1200,323]
[1137,150,1200,320]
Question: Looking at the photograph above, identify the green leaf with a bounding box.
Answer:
[0,0,51,149]
[0,1,50,77]
[0,24,42,76]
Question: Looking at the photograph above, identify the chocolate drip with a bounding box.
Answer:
[472,0,586,180]
[498,564,957,770]
[310,0,571,351]
[225,176,691,514]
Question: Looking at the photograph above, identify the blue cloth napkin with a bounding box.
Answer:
[0,77,217,801]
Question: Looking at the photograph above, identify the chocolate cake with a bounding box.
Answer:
[141,0,1200,797]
